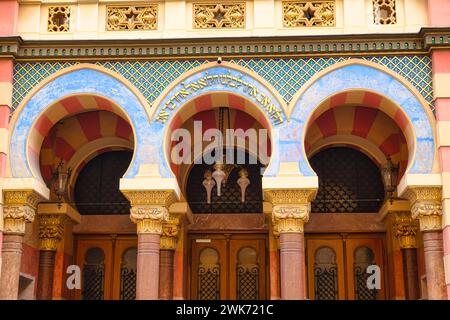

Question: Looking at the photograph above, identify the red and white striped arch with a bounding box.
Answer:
[29,94,130,180]
[305,103,408,179]
[39,110,134,195]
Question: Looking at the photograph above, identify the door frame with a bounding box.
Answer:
[187,231,270,300]
[305,232,389,300]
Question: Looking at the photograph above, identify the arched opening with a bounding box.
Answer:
[38,107,135,207]
[309,147,385,213]
[74,150,132,215]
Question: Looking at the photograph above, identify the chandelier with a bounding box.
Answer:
[202,107,250,204]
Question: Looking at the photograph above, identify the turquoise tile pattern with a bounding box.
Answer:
[12,55,434,113]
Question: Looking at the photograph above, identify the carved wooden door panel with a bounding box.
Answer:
[306,234,386,300]
[190,234,267,300]
[307,238,346,300]
[345,238,385,300]
[75,235,137,300]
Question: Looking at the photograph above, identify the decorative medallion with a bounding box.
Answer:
[48,6,70,32]
[107,5,158,31]
[193,3,245,29]
[373,0,396,25]
[283,1,335,27]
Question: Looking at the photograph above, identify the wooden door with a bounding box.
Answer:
[75,235,137,300]
[307,238,346,300]
[306,234,386,300]
[345,238,385,300]
[190,234,267,300]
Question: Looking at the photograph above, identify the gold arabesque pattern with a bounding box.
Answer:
[12,56,434,113]
[193,3,245,29]
[48,6,70,32]
[283,1,335,27]
[373,0,396,25]
[107,5,158,31]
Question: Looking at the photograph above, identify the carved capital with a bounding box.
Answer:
[3,190,44,235]
[393,215,419,249]
[160,215,181,250]
[404,187,442,231]
[38,214,67,251]
[130,206,169,234]
[266,189,315,234]
[272,205,310,233]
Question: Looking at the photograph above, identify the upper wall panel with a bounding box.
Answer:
[16,0,430,40]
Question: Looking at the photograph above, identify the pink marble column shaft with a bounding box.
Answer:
[279,232,306,300]
[136,233,160,300]
[423,231,447,299]
[0,234,23,300]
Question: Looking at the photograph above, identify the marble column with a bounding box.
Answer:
[122,190,176,300]
[36,213,67,300]
[0,190,42,300]
[266,189,315,300]
[405,187,447,300]
[159,216,180,300]
[393,215,420,300]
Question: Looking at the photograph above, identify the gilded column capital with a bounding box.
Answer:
[38,214,67,251]
[265,188,315,233]
[130,206,169,234]
[272,204,310,233]
[123,189,178,235]
[404,187,442,231]
[160,215,180,250]
[393,215,419,249]
[3,190,44,235]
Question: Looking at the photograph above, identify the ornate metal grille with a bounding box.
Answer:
[120,268,136,300]
[354,246,378,300]
[187,151,263,213]
[237,266,259,300]
[75,151,132,215]
[120,247,137,300]
[354,266,377,300]
[82,267,105,300]
[310,147,385,213]
[198,266,220,300]
[314,266,338,300]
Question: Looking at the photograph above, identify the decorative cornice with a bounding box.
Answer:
[38,214,67,251]
[264,189,316,205]
[122,189,177,208]
[393,214,419,249]
[1,28,449,60]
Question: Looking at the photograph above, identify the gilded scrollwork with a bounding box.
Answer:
[282,1,335,27]
[193,3,245,29]
[404,186,442,231]
[3,190,45,235]
[107,5,158,31]
[373,0,396,25]
[393,215,419,249]
[38,214,67,251]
